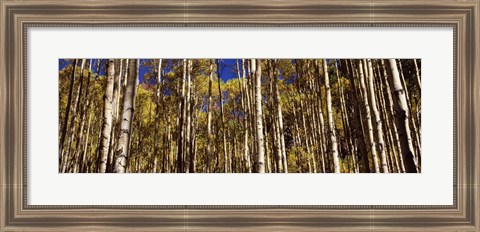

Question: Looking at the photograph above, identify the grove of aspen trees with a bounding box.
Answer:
[58,59,421,173]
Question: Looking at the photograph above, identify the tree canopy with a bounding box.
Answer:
[58,59,421,173]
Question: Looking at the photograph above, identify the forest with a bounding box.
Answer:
[58,58,421,173]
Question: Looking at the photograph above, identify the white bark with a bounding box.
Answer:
[272,60,288,173]
[113,59,139,173]
[252,59,265,173]
[62,59,87,172]
[59,59,77,168]
[216,60,229,173]
[323,59,341,173]
[358,59,379,173]
[205,60,213,172]
[366,59,389,173]
[386,59,418,173]
[177,60,187,172]
[414,59,421,90]
[153,59,162,173]
[97,59,115,173]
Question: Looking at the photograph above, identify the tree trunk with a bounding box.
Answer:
[79,110,93,173]
[205,60,213,173]
[398,60,421,166]
[73,59,94,173]
[176,59,186,173]
[374,61,401,172]
[154,59,163,173]
[347,60,371,173]
[385,59,418,173]
[252,59,265,173]
[216,60,229,173]
[188,60,196,173]
[113,59,139,173]
[107,59,123,172]
[322,59,341,173]
[413,59,421,90]
[59,59,77,170]
[62,59,86,172]
[336,60,357,172]
[237,59,252,173]
[366,59,389,173]
[313,60,327,173]
[358,59,380,173]
[97,59,115,173]
[380,60,406,172]
[271,60,288,173]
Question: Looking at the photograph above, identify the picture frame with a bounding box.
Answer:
[1,0,478,231]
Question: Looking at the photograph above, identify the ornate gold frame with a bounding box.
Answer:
[1,0,478,231]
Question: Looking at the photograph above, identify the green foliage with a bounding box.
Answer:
[59,59,422,173]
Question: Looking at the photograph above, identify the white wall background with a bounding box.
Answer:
[28,27,453,205]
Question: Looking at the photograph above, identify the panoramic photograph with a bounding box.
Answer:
[58,59,421,173]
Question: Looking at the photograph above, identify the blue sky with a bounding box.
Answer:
[59,59,239,83]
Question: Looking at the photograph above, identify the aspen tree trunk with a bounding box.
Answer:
[205,60,213,173]
[304,96,317,173]
[154,59,162,173]
[299,95,312,173]
[79,110,93,173]
[115,59,124,116]
[413,59,421,90]
[73,59,93,172]
[113,59,139,173]
[398,60,421,165]
[271,60,288,173]
[322,59,341,173]
[232,101,238,172]
[375,61,401,172]
[216,60,229,173]
[243,61,254,172]
[268,61,281,172]
[97,59,115,173]
[289,94,302,148]
[122,59,129,91]
[366,59,389,173]
[185,60,192,172]
[252,59,265,173]
[237,59,252,172]
[295,62,311,172]
[188,60,196,173]
[386,59,418,173]
[248,60,258,169]
[375,64,394,172]
[357,59,380,173]
[304,62,318,172]
[235,60,245,168]
[62,59,86,172]
[267,66,282,172]
[263,111,272,173]
[191,97,198,172]
[313,60,327,173]
[176,59,186,173]
[347,60,370,173]
[59,59,78,169]
[307,63,320,153]
[134,105,143,173]
[164,123,172,173]
[380,59,406,172]
[272,117,281,172]
[244,60,255,171]
[107,59,123,172]
[336,60,357,172]
[84,60,102,173]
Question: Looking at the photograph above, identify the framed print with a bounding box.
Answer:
[1,0,479,231]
